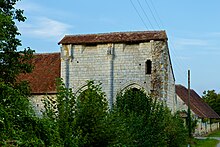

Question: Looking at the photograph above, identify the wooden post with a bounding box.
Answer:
[188,70,191,137]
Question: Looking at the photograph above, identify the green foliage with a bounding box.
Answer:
[202,90,220,116]
[112,88,188,147]
[191,138,219,147]
[41,82,188,146]
[180,110,198,134]
[164,112,188,146]
[1,77,189,146]
[0,0,34,85]
[0,81,47,146]
[0,1,189,146]
[1,77,188,146]
[74,81,109,146]
[207,129,220,137]
[0,0,40,145]
[42,79,109,146]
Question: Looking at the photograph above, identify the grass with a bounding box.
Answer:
[190,138,219,147]
[207,129,220,137]
[187,129,220,147]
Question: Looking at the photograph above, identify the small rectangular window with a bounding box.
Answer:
[145,60,152,74]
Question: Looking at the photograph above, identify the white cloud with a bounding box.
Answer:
[16,1,43,13]
[16,1,73,41]
[16,1,70,19]
[19,17,72,40]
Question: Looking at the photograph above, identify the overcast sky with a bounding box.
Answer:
[16,0,220,95]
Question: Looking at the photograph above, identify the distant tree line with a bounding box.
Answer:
[202,90,220,116]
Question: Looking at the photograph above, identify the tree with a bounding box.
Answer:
[202,90,220,116]
[74,81,109,146]
[111,88,187,146]
[42,80,109,146]
[0,0,34,85]
[0,1,41,146]
[42,81,188,146]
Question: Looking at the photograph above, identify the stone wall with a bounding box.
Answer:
[61,40,175,109]
[176,95,220,136]
[151,41,175,111]
[29,94,57,116]
[195,119,219,136]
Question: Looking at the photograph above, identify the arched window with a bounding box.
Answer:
[145,60,152,74]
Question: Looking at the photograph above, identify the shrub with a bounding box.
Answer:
[112,88,187,146]
[42,80,109,146]
[42,81,187,146]
[0,81,46,146]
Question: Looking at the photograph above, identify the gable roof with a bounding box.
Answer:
[58,31,167,45]
[17,53,60,94]
[176,84,220,119]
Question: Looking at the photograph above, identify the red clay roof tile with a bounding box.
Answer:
[58,31,167,45]
[176,85,220,119]
[17,53,60,94]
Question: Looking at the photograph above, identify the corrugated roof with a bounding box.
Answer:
[176,84,220,119]
[17,53,60,94]
[58,31,167,45]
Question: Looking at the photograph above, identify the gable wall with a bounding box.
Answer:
[61,40,175,109]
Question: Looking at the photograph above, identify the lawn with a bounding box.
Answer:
[188,129,220,147]
[191,138,219,147]
[207,129,220,137]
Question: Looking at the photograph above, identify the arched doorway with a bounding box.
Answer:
[120,83,147,95]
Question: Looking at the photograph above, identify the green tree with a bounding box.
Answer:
[0,81,47,146]
[111,88,187,146]
[42,81,188,146]
[42,79,75,146]
[202,90,220,116]
[0,1,43,146]
[43,80,109,146]
[0,0,34,85]
[73,81,109,146]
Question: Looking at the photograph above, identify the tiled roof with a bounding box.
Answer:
[17,53,60,94]
[58,31,167,45]
[176,85,220,119]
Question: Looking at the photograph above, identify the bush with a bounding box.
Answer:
[111,88,187,146]
[1,79,187,146]
[0,81,47,146]
[42,80,109,146]
[164,111,188,146]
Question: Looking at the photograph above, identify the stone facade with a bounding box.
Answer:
[176,95,220,136]
[17,53,60,116]
[176,85,220,136]
[29,94,57,116]
[59,31,176,110]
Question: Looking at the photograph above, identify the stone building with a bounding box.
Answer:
[17,31,220,134]
[176,84,220,135]
[58,31,176,110]
[18,53,60,115]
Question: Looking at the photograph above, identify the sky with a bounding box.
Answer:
[16,0,220,95]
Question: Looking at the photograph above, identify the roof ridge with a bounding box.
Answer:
[33,52,60,55]
[64,30,166,37]
[58,30,168,45]
[175,84,185,86]
[176,85,220,118]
